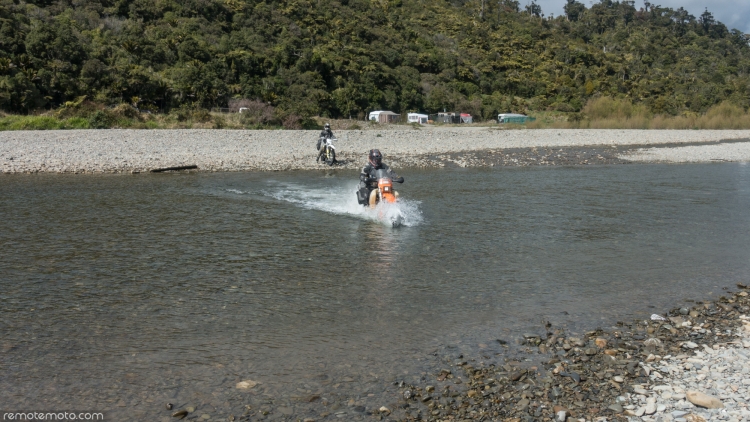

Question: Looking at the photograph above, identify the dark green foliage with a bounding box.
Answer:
[88,110,115,129]
[169,105,211,122]
[564,0,586,22]
[0,0,748,119]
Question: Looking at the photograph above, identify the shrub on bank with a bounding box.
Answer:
[523,99,750,129]
[582,97,651,121]
[88,110,116,129]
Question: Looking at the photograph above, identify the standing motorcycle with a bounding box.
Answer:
[317,137,337,166]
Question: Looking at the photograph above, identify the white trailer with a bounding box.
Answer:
[368,110,384,121]
[407,113,429,124]
[368,110,400,123]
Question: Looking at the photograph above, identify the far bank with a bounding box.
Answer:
[2,128,750,174]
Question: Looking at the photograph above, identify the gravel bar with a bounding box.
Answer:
[2,129,750,174]
[387,286,750,422]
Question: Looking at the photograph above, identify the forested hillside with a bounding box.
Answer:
[1,0,748,123]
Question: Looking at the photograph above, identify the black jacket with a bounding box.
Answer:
[319,128,334,139]
[359,163,403,188]
[316,129,334,150]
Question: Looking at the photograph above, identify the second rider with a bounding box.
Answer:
[316,123,334,163]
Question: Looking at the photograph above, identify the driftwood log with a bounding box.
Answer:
[150,165,198,173]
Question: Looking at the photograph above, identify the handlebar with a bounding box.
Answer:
[366,176,404,183]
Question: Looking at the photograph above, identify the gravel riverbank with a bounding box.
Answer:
[2,129,750,174]
[383,286,750,422]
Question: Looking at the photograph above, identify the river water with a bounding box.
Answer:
[2,163,750,420]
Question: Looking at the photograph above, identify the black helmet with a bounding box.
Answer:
[368,149,382,167]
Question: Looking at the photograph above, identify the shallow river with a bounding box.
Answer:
[2,163,750,420]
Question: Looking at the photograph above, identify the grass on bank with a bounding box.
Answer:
[0,99,292,131]
[0,111,291,131]
[523,99,750,130]
[4,98,750,130]
[0,115,91,130]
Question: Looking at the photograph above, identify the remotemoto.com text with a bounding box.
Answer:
[3,413,104,421]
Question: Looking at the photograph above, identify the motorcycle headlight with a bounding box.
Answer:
[383,186,391,192]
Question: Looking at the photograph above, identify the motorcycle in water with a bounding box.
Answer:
[365,168,404,227]
[318,137,337,166]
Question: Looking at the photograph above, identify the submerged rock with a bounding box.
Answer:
[236,380,259,390]
[686,391,724,409]
[171,410,188,419]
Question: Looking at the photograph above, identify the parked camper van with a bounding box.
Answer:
[407,113,429,124]
[368,110,400,123]
[368,111,384,121]
[498,113,535,124]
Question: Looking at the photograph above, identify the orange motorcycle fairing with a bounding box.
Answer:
[378,178,397,203]
[368,178,399,207]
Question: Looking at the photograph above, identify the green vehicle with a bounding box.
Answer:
[498,113,536,124]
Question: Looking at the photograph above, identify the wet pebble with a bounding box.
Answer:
[171,409,188,419]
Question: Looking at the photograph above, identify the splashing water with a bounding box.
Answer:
[259,181,423,227]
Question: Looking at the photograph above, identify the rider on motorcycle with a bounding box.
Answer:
[316,123,335,162]
[356,149,404,205]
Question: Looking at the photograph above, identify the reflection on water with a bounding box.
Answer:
[1,163,750,419]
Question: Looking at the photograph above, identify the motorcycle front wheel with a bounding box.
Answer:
[325,147,336,166]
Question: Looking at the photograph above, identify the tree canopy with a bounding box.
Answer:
[0,0,748,120]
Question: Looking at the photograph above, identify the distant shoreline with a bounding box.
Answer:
[2,128,750,174]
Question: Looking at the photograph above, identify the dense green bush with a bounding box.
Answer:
[88,110,115,129]
[0,0,748,121]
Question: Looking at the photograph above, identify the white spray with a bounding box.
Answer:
[259,181,423,227]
